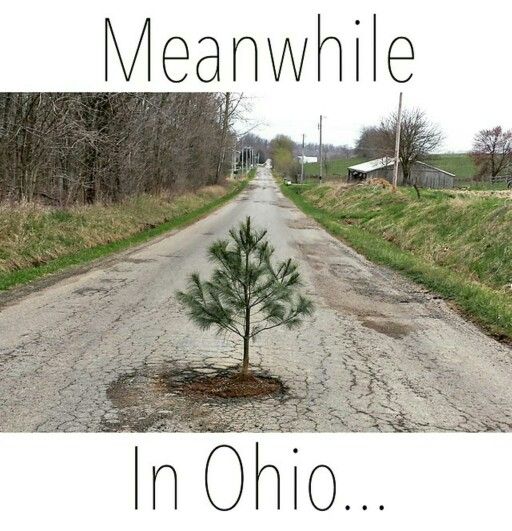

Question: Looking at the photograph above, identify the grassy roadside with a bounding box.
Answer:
[0,174,253,292]
[279,179,512,342]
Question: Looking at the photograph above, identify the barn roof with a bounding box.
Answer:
[348,158,455,177]
[414,161,455,177]
[348,158,394,173]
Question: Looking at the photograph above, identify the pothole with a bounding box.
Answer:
[103,365,286,431]
[360,318,412,339]
[287,218,319,230]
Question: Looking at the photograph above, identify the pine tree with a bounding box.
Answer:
[177,216,314,379]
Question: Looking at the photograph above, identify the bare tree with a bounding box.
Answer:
[214,93,247,183]
[0,93,244,204]
[471,126,512,178]
[378,108,443,185]
[355,126,389,158]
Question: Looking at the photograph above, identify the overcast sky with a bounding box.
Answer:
[246,84,512,153]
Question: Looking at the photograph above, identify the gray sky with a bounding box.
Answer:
[247,84,512,153]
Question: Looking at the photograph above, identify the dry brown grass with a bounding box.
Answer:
[0,185,229,274]
[302,182,512,293]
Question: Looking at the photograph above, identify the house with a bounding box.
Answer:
[297,155,318,164]
[347,158,455,189]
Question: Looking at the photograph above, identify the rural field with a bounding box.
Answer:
[303,153,508,189]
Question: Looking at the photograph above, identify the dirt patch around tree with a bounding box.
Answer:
[171,373,283,398]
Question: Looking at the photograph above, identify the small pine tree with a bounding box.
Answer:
[177,216,314,379]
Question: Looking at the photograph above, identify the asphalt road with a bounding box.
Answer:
[1,166,511,432]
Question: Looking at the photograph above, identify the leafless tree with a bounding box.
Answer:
[214,93,247,183]
[377,108,443,184]
[355,126,389,158]
[0,93,240,205]
[471,126,512,178]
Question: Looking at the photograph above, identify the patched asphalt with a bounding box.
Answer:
[1,167,511,432]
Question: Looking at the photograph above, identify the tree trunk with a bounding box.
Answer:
[242,336,250,379]
[413,183,421,199]
[241,245,251,379]
[215,92,231,184]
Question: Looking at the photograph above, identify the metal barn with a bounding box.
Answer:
[347,158,455,189]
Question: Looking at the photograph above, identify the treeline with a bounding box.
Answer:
[270,135,297,177]
[269,134,353,178]
[241,133,270,163]
[0,93,243,205]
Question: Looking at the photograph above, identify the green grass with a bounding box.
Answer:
[0,177,252,292]
[279,179,512,341]
[304,157,364,178]
[305,153,477,181]
[428,153,476,179]
[305,153,510,190]
[455,180,509,191]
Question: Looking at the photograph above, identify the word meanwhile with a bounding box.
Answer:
[133,444,385,512]
[105,15,415,84]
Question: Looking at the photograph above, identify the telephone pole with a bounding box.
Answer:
[318,115,323,181]
[301,133,305,183]
[392,92,403,191]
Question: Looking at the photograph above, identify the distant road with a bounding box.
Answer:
[1,166,511,432]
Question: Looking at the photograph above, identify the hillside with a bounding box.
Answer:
[428,154,476,179]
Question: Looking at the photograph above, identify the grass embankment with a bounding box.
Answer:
[0,174,253,291]
[280,180,512,341]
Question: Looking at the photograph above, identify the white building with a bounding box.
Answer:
[297,155,317,164]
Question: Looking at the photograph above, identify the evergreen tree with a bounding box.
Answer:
[177,217,314,379]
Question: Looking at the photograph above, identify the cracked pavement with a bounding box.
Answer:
[1,166,512,432]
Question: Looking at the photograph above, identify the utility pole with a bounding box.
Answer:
[301,133,305,183]
[392,92,403,191]
[318,115,323,181]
